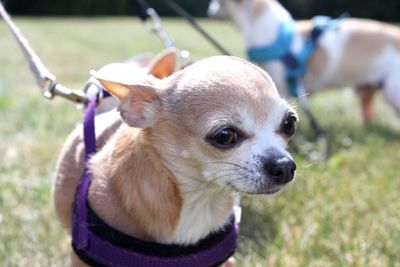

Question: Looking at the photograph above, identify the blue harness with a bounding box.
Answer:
[247,16,343,97]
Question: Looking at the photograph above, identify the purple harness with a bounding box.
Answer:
[72,98,239,267]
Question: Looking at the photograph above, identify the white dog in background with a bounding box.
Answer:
[208,0,400,122]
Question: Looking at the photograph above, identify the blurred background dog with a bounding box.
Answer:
[208,0,400,122]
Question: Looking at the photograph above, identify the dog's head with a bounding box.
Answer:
[208,0,275,21]
[94,56,297,195]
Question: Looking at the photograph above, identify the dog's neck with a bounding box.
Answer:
[90,125,235,245]
[234,0,294,47]
[171,171,237,245]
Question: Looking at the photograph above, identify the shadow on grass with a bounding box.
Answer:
[363,123,400,140]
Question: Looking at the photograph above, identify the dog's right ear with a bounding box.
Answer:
[148,48,178,79]
[92,72,162,128]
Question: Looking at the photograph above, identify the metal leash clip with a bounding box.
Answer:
[51,83,89,104]
[40,75,57,99]
[41,75,88,104]
[138,2,192,69]
[1,1,90,105]
[145,7,174,48]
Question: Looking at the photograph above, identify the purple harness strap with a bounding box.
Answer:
[73,99,96,249]
[72,99,238,266]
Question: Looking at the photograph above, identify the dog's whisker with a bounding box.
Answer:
[165,157,250,172]
[200,161,249,171]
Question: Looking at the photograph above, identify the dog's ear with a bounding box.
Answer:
[148,48,178,79]
[95,76,162,128]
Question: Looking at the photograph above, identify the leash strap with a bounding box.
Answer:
[0,1,55,90]
[128,0,174,48]
[0,1,88,103]
[159,0,231,56]
[129,0,151,21]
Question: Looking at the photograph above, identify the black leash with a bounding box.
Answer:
[128,0,174,48]
[128,0,151,21]
[159,0,231,56]
[130,0,231,56]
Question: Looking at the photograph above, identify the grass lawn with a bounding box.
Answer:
[0,18,399,266]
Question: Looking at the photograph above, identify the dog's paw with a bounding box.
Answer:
[222,257,235,267]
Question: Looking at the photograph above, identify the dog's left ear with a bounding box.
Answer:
[148,48,178,79]
[95,77,162,128]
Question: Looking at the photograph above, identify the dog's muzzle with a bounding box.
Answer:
[262,154,296,185]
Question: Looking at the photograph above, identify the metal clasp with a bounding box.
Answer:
[41,75,57,100]
[41,75,88,104]
[146,8,174,48]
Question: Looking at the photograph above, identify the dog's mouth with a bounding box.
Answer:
[228,182,283,195]
[262,187,282,195]
[249,186,283,195]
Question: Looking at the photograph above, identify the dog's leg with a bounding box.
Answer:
[222,257,235,267]
[70,252,88,267]
[355,84,378,122]
[296,82,325,139]
[54,112,122,230]
[53,126,85,229]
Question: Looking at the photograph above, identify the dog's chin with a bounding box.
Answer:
[246,186,282,195]
[256,187,282,195]
[229,184,284,195]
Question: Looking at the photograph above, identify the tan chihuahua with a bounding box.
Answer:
[209,0,400,122]
[54,55,297,266]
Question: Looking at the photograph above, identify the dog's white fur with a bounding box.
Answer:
[54,55,297,266]
[208,0,400,121]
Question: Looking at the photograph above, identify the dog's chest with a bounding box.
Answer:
[172,189,236,245]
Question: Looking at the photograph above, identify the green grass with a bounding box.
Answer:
[1,18,400,266]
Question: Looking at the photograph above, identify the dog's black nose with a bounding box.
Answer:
[263,155,296,184]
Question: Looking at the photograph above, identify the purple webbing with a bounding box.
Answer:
[74,99,97,249]
[83,99,97,159]
[82,224,238,267]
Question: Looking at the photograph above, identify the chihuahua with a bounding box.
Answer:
[208,0,400,122]
[53,55,297,266]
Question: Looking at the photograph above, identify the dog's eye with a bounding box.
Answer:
[280,113,297,137]
[207,128,242,149]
